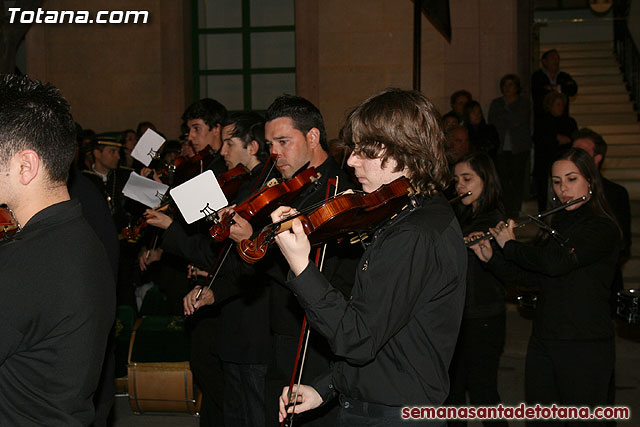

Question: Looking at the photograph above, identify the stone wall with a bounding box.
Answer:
[300,0,523,138]
[25,0,190,138]
[24,0,525,141]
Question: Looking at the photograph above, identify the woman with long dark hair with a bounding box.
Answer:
[469,148,620,425]
[447,152,507,427]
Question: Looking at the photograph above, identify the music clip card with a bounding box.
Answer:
[170,170,228,224]
[131,128,165,166]
[122,172,170,208]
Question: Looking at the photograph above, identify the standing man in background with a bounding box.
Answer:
[532,49,578,122]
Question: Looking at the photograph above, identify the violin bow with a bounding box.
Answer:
[251,153,278,194]
[193,241,234,301]
[283,176,339,427]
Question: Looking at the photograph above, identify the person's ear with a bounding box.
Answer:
[248,140,259,156]
[16,150,40,185]
[594,154,603,168]
[306,128,321,150]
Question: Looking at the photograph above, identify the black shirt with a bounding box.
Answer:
[0,200,115,426]
[161,162,273,270]
[458,207,506,319]
[82,166,142,230]
[161,162,274,364]
[531,69,578,119]
[467,120,499,158]
[487,202,619,340]
[602,176,631,260]
[287,194,467,406]
[265,156,360,338]
[68,167,120,279]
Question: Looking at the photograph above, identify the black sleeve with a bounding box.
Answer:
[287,227,440,365]
[162,221,263,304]
[620,195,632,261]
[605,181,631,261]
[487,98,500,128]
[485,247,547,289]
[501,217,618,277]
[531,71,549,113]
[161,221,219,269]
[68,168,120,278]
[209,250,261,304]
[559,72,578,97]
[309,369,338,405]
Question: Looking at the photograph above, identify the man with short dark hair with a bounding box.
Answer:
[82,133,139,229]
[442,111,461,131]
[447,89,472,123]
[572,128,631,308]
[201,95,361,426]
[446,124,471,165]
[146,111,272,427]
[220,111,270,171]
[263,94,330,178]
[0,75,115,425]
[182,98,228,176]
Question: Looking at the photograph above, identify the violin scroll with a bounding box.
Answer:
[209,167,321,242]
[0,206,20,240]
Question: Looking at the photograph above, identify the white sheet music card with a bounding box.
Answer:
[122,172,170,208]
[170,170,228,224]
[131,128,165,166]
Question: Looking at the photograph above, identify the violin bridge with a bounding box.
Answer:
[266,178,279,187]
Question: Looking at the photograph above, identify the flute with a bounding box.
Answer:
[449,191,471,204]
[464,196,587,247]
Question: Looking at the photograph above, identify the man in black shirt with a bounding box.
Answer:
[147,111,273,427]
[135,99,229,427]
[191,95,360,426]
[82,134,137,229]
[0,75,115,425]
[182,97,228,177]
[572,129,631,310]
[531,49,578,122]
[272,89,467,426]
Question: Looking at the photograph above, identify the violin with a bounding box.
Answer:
[149,156,188,185]
[237,176,415,263]
[172,146,217,185]
[0,206,20,240]
[216,164,251,201]
[120,165,253,242]
[209,167,321,242]
[121,203,171,242]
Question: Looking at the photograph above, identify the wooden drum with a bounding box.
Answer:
[127,316,201,414]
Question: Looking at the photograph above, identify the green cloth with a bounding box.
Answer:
[114,305,136,378]
[129,315,191,363]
